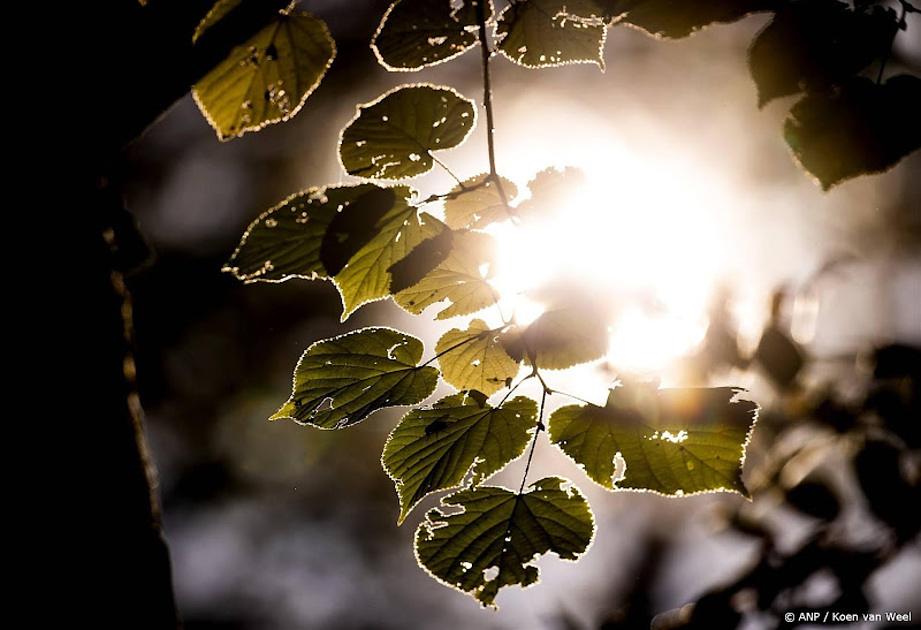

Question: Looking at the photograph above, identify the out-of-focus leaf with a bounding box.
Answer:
[335,208,441,320]
[383,392,536,523]
[749,0,896,106]
[193,11,335,140]
[783,75,921,189]
[786,478,841,521]
[224,184,408,283]
[854,439,921,541]
[517,166,584,221]
[340,84,476,179]
[436,319,520,395]
[192,0,242,43]
[372,0,489,71]
[501,304,608,370]
[495,0,609,69]
[394,229,500,320]
[752,324,804,389]
[610,0,774,39]
[415,476,595,607]
[548,383,758,495]
[271,327,438,429]
[444,174,518,229]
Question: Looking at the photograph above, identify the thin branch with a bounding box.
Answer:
[518,387,548,494]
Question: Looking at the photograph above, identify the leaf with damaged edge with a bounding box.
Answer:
[415,476,595,607]
[436,319,521,395]
[548,383,758,495]
[611,0,774,39]
[271,327,438,429]
[383,392,536,523]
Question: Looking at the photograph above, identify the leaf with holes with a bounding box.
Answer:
[372,0,490,71]
[436,319,520,395]
[784,75,921,190]
[749,0,896,107]
[415,476,595,607]
[340,84,476,179]
[394,229,499,320]
[334,204,442,320]
[193,11,335,140]
[494,0,609,69]
[271,327,439,429]
[223,184,411,283]
[383,392,536,524]
[444,174,518,229]
[610,0,773,39]
[548,383,758,496]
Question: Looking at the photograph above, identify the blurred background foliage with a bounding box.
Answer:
[115,0,920,627]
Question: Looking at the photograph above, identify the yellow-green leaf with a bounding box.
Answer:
[436,319,520,395]
[340,84,476,179]
[193,11,335,140]
[415,477,595,607]
[271,327,438,429]
[443,173,518,229]
[192,0,242,43]
[383,392,536,523]
[548,383,758,496]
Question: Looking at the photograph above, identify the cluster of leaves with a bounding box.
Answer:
[182,0,918,609]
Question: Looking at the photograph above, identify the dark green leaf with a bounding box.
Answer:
[444,174,518,229]
[394,229,500,320]
[415,476,595,607]
[224,184,409,283]
[494,0,609,69]
[339,84,476,179]
[548,383,758,495]
[193,11,335,140]
[383,392,536,523]
[372,0,489,71]
[436,319,521,395]
[611,0,774,39]
[784,75,921,189]
[749,0,896,106]
[271,327,439,429]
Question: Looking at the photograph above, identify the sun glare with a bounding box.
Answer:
[476,128,737,377]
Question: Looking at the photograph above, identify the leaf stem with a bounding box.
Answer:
[517,387,548,494]
[421,324,508,367]
[432,154,465,186]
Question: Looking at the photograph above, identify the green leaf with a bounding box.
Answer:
[223,184,410,283]
[784,75,921,190]
[610,0,773,39]
[494,0,609,69]
[388,225,455,294]
[193,11,336,140]
[517,167,584,221]
[443,174,518,229]
[339,84,476,179]
[436,319,520,395]
[548,383,758,496]
[749,0,896,106]
[502,305,608,370]
[334,206,441,320]
[393,229,500,320]
[383,392,537,524]
[192,0,242,43]
[271,327,439,429]
[372,0,489,71]
[415,476,595,607]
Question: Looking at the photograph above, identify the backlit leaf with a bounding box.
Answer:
[494,0,609,69]
[223,184,409,283]
[548,383,758,495]
[192,0,242,43]
[502,305,608,370]
[749,0,896,106]
[415,476,595,607]
[193,11,335,140]
[340,84,476,179]
[383,392,536,523]
[271,327,439,429]
[611,0,773,39]
[394,229,500,320]
[372,0,489,71]
[784,75,921,190]
[436,319,520,395]
[443,174,518,229]
[517,166,584,221]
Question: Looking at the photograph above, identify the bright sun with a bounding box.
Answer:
[469,127,738,379]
